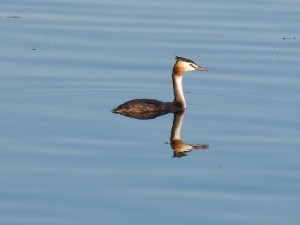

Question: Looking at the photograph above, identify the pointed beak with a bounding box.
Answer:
[190,63,208,71]
[195,65,208,71]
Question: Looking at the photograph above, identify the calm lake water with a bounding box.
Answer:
[1,0,300,224]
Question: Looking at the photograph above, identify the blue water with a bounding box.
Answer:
[1,0,300,225]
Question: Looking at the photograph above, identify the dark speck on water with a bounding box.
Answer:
[7,16,22,19]
[282,36,296,40]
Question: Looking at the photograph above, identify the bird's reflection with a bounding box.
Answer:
[170,110,208,157]
[112,109,208,157]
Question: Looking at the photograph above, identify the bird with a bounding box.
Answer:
[112,56,208,119]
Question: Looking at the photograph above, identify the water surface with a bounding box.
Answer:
[1,0,300,225]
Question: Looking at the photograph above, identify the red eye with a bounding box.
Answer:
[189,63,196,69]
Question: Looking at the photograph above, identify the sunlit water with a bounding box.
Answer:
[1,0,300,225]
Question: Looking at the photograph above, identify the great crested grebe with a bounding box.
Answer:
[112,56,208,118]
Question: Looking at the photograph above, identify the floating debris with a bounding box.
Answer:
[283,36,296,40]
[7,16,22,19]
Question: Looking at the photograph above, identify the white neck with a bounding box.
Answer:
[172,74,186,108]
[171,111,185,140]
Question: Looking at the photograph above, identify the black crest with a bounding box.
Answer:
[175,56,196,64]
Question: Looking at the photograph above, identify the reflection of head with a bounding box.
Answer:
[171,140,209,158]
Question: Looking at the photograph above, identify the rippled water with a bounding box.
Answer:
[1,0,300,225]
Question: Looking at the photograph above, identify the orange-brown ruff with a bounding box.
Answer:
[112,56,208,119]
